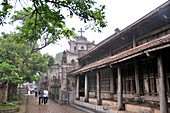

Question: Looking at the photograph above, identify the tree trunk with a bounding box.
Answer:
[0,81,9,104]
[13,85,18,95]
[8,84,13,101]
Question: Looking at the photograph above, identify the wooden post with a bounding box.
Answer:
[133,35,136,48]
[134,59,140,98]
[85,73,89,102]
[133,36,136,48]
[117,66,123,110]
[76,76,80,100]
[157,54,168,113]
[96,70,102,105]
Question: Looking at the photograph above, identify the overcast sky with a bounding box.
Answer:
[0,0,168,57]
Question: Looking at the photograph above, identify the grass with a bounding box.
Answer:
[0,102,19,109]
[10,95,22,100]
[10,100,21,103]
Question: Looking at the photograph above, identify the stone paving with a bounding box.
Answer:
[18,94,88,113]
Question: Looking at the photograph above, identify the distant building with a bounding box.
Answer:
[47,33,95,103]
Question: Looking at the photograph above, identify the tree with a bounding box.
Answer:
[0,37,26,104]
[0,37,54,104]
[2,0,107,50]
[0,0,13,25]
[55,52,63,64]
[44,53,55,68]
[0,0,107,104]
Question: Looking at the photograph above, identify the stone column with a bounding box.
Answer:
[117,66,123,110]
[85,73,89,102]
[134,59,140,99]
[76,76,80,100]
[96,70,102,105]
[157,54,168,113]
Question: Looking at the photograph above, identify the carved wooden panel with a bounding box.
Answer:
[163,52,170,97]
[100,68,110,92]
[88,72,96,92]
[140,58,158,96]
[122,62,135,94]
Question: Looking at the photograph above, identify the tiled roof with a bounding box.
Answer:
[78,1,170,59]
[73,34,170,75]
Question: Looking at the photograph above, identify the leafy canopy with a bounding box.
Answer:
[0,37,54,84]
[1,0,107,50]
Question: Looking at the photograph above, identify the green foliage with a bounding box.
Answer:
[0,38,26,84]
[0,37,51,84]
[43,54,55,68]
[0,0,13,25]
[8,0,107,50]
[55,52,63,64]
[0,102,19,109]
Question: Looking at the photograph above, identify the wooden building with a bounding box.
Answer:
[72,1,170,112]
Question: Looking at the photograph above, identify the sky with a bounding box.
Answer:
[0,0,168,57]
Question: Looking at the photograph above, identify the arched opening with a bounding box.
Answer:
[71,59,75,64]
[81,46,84,50]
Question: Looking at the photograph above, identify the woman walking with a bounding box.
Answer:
[43,88,48,105]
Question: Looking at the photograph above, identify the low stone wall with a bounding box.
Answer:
[0,108,19,113]
[76,97,168,113]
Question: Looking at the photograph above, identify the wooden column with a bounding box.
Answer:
[133,35,140,98]
[96,70,102,105]
[133,35,136,48]
[110,68,114,94]
[76,76,80,100]
[84,73,89,102]
[117,66,123,110]
[157,54,168,113]
[134,59,140,97]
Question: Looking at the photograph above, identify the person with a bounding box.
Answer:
[39,88,44,105]
[28,87,30,94]
[43,88,49,105]
[35,88,38,97]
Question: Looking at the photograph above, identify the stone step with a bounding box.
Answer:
[74,100,135,113]
[71,103,104,113]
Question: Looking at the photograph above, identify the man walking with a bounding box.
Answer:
[43,88,49,105]
[39,88,44,105]
[35,88,38,97]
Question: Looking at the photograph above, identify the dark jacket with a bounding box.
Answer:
[39,90,44,97]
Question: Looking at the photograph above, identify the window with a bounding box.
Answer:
[74,47,77,52]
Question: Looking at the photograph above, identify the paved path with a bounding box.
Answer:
[18,94,88,113]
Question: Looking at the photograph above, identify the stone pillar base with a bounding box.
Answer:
[58,90,68,104]
[134,94,141,101]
